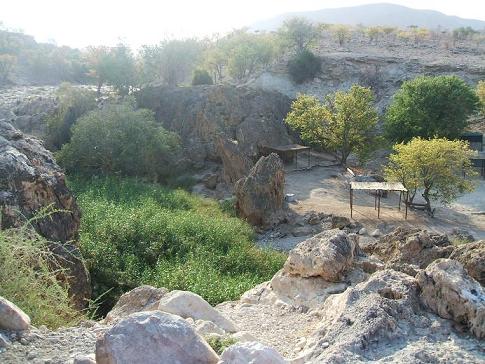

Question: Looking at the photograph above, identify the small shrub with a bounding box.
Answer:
[206,336,237,354]
[58,100,180,181]
[0,228,84,328]
[192,69,213,86]
[288,49,321,84]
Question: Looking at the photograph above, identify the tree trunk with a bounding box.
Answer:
[422,187,433,216]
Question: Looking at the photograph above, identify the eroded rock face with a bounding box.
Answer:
[0,297,30,331]
[216,137,253,184]
[104,285,168,324]
[284,229,359,281]
[158,290,237,333]
[449,241,485,286]
[0,121,89,309]
[220,341,288,364]
[96,311,219,364]
[416,259,485,339]
[362,227,454,274]
[235,153,285,227]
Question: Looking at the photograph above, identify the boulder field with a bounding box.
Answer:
[1,228,483,363]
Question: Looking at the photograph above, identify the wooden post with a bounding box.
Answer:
[377,190,381,219]
[350,187,353,218]
[374,191,377,210]
[308,148,311,169]
[398,191,402,210]
[405,190,409,220]
[295,150,298,170]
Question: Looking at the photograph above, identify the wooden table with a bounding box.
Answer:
[265,144,311,170]
[350,181,409,219]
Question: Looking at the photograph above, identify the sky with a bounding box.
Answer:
[2,0,485,48]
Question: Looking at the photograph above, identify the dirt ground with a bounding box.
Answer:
[284,153,485,240]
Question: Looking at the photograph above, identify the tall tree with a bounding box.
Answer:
[278,17,319,52]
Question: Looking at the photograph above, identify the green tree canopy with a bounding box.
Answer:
[385,75,479,142]
[285,85,379,165]
[278,17,319,52]
[58,100,180,180]
[477,80,485,116]
[192,69,213,85]
[385,137,476,215]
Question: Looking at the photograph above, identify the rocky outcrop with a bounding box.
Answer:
[96,311,219,364]
[235,153,285,226]
[104,285,168,324]
[216,137,253,184]
[0,297,30,331]
[416,259,485,339]
[158,290,237,333]
[449,241,485,286]
[220,341,288,364]
[136,85,293,169]
[284,230,359,281]
[0,121,90,309]
[362,227,454,275]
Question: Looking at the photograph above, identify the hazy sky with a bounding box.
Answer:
[2,0,485,48]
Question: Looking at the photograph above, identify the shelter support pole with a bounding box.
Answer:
[398,191,402,210]
[350,188,353,218]
[405,191,409,220]
[295,150,298,169]
[377,190,381,219]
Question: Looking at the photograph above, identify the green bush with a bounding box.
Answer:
[192,69,213,85]
[58,100,180,181]
[385,75,479,142]
[206,336,237,354]
[288,49,321,84]
[46,83,97,150]
[69,177,286,315]
[0,228,84,328]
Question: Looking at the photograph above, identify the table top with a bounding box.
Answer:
[350,181,408,192]
[266,144,310,152]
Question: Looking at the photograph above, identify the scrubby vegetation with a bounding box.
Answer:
[0,227,84,328]
[58,100,180,180]
[288,49,321,84]
[206,336,238,355]
[192,69,213,85]
[385,75,479,142]
[69,177,286,315]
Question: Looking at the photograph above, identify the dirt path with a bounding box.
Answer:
[284,164,485,240]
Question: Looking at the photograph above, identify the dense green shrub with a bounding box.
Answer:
[206,336,237,354]
[288,49,321,84]
[0,228,84,328]
[192,69,213,85]
[58,100,180,180]
[385,75,479,142]
[46,83,97,150]
[69,177,286,315]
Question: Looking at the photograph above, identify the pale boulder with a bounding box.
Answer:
[158,290,237,332]
[195,319,226,336]
[416,259,485,339]
[284,229,358,281]
[96,311,219,364]
[219,341,287,364]
[73,353,96,364]
[104,285,168,324]
[0,296,30,331]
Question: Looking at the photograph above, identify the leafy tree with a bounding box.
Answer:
[285,85,379,165]
[385,75,479,142]
[85,46,111,95]
[331,25,351,46]
[366,27,381,44]
[104,44,137,95]
[46,83,97,150]
[192,69,213,85]
[287,49,321,84]
[0,54,16,83]
[139,39,202,87]
[385,138,476,215]
[477,80,485,116]
[278,17,319,52]
[58,100,180,180]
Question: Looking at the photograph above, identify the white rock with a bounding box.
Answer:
[0,332,11,348]
[158,290,237,332]
[73,353,96,364]
[370,229,382,237]
[358,228,367,235]
[0,296,30,331]
[96,311,219,364]
[219,341,287,364]
[195,319,226,336]
[231,331,258,342]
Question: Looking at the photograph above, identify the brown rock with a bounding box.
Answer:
[449,241,485,286]
[216,137,253,184]
[0,121,90,309]
[235,153,285,227]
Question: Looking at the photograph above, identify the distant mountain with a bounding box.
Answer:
[251,3,485,31]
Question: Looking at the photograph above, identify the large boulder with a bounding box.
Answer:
[449,241,485,286]
[96,311,219,364]
[136,85,293,164]
[235,153,285,226]
[362,227,454,274]
[219,341,287,364]
[0,296,30,331]
[104,285,169,324]
[416,259,485,339]
[284,229,359,281]
[158,290,237,333]
[0,121,90,309]
[216,137,253,184]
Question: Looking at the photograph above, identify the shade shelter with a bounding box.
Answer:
[350,181,409,219]
[470,152,485,179]
[264,144,311,170]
